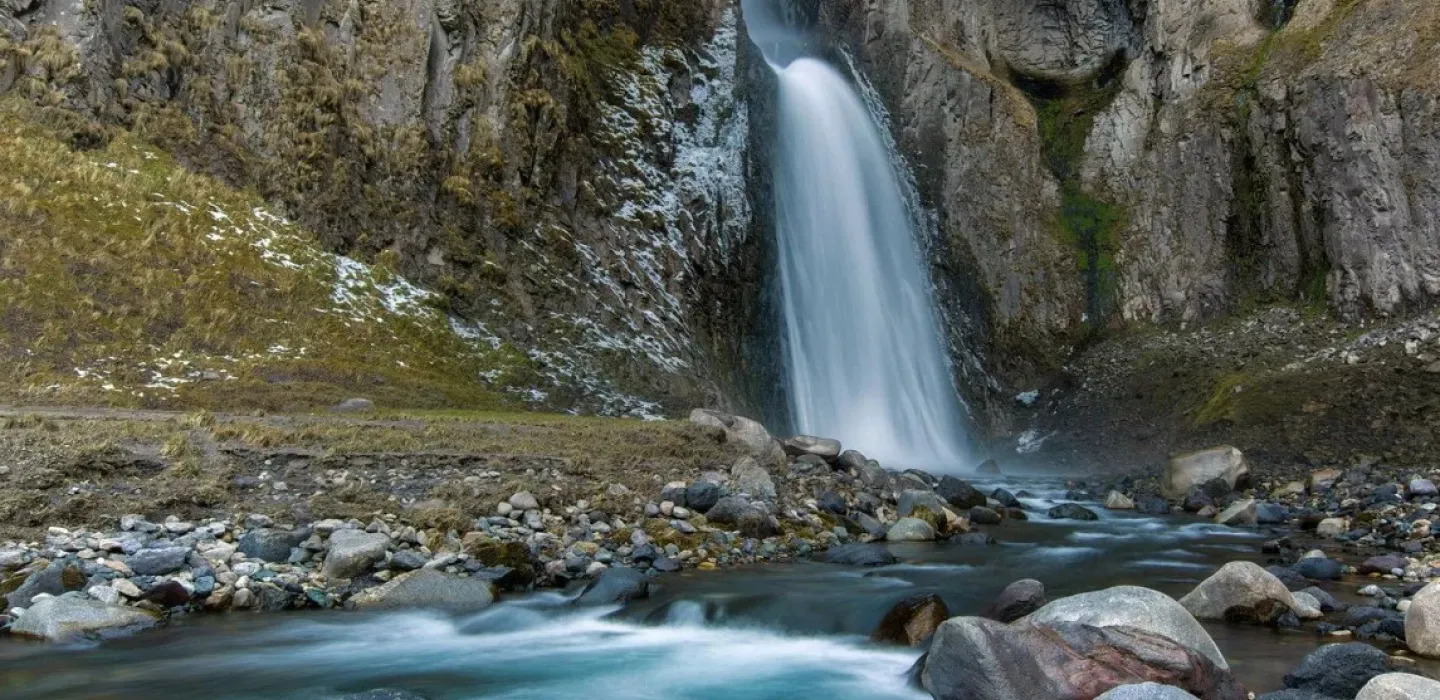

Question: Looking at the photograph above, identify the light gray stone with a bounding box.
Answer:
[1179,561,1298,621]
[1214,499,1257,527]
[9,597,158,642]
[886,518,936,542]
[323,530,390,580]
[1406,582,1440,658]
[1163,447,1250,499]
[1356,673,1440,700]
[351,569,495,612]
[1024,585,1228,669]
[730,456,776,501]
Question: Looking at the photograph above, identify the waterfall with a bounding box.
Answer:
[743,1,972,470]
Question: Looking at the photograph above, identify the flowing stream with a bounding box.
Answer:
[750,0,972,470]
[6,477,1431,700]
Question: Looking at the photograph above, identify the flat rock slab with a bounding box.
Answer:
[10,597,159,642]
[351,569,495,612]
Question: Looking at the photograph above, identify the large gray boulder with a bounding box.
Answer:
[3,560,85,609]
[128,546,191,576]
[898,489,950,519]
[730,456,776,500]
[574,567,649,606]
[1406,581,1440,657]
[10,597,159,642]
[1162,446,1250,499]
[323,530,390,580]
[983,579,1049,623]
[1024,585,1228,669]
[887,518,937,542]
[1357,673,1440,700]
[689,410,786,466]
[238,528,307,563]
[1097,684,1201,700]
[1283,643,1396,698]
[782,435,841,460]
[351,569,495,612]
[920,618,1247,700]
[1179,561,1299,623]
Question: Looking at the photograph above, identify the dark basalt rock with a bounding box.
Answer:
[1281,643,1396,698]
[937,476,987,510]
[983,579,1047,623]
[821,543,897,567]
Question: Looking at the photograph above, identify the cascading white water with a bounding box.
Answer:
[744,1,972,470]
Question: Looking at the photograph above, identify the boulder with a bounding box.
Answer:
[1407,479,1439,499]
[730,456,776,500]
[685,481,724,513]
[9,597,159,642]
[976,459,1002,474]
[1162,446,1250,500]
[1359,554,1409,576]
[702,496,753,526]
[983,579,1048,623]
[1104,491,1136,510]
[887,518,937,542]
[128,547,191,576]
[508,491,540,511]
[969,507,1003,525]
[1282,643,1395,698]
[782,435,841,460]
[821,543,897,567]
[323,530,390,580]
[872,593,949,646]
[689,409,785,465]
[1214,499,1257,526]
[1299,586,1345,613]
[238,529,307,563]
[1096,684,1201,700]
[1025,585,1228,670]
[1316,517,1348,537]
[1047,503,1099,521]
[1268,566,1312,592]
[1290,592,1325,620]
[1292,557,1342,581]
[574,567,649,606]
[1135,496,1173,515]
[351,569,495,612]
[3,560,85,609]
[920,618,1246,700]
[898,490,950,519]
[991,488,1020,508]
[1179,561,1299,623]
[1309,468,1343,491]
[1357,673,1440,700]
[937,476,987,510]
[1406,582,1440,657]
[1255,503,1289,525]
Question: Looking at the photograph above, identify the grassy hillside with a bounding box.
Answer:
[0,98,538,412]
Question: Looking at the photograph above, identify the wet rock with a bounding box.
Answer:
[1282,643,1395,698]
[1357,673,1440,699]
[954,532,997,546]
[872,593,949,646]
[1359,554,1409,576]
[887,518,937,542]
[969,506,1003,525]
[1406,582,1440,657]
[1268,566,1311,592]
[238,529,306,563]
[1299,586,1345,613]
[128,547,191,576]
[1047,503,1099,521]
[1134,496,1172,515]
[685,481,723,513]
[1290,592,1324,620]
[937,476,987,510]
[782,435,841,460]
[574,567,649,606]
[991,488,1020,508]
[1255,503,1288,525]
[1096,684,1200,700]
[1025,585,1228,670]
[1292,557,1342,581]
[323,530,389,580]
[1214,499,1257,526]
[731,456,776,501]
[1180,561,1299,623]
[850,512,887,538]
[821,543,897,567]
[352,569,495,612]
[1104,491,1136,510]
[1162,446,1250,500]
[1182,491,1215,513]
[920,618,1246,700]
[983,579,1047,623]
[9,597,159,642]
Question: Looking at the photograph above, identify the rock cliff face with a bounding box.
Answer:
[798,0,1440,439]
[0,0,767,416]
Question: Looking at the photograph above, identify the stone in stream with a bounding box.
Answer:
[781,435,841,460]
[1291,556,1343,581]
[1267,565,1312,592]
[1179,561,1300,624]
[1406,582,1440,657]
[9,597,159,642]
[323,530,390,580]
[1024,585,1228,670]
[936,476,987,510]
[969,506,1003,525]
[352,569,495,612]
[1359,554,1409,576]
[991,488,1020,508]
[1162,446,1250,500]
[1135,496,1173,516]
[1298,586,1345,613]
[849,512,888,538]
[897,490,949,519]
[574,567,649,605]
[919,618,1246,700]
[1255,502,1289,525]
[887,518,937,542]
[1289,592,1325,620]
[1214,499,1257,526]
[1047,503,1099,521]
[983,579,1047,623]
[872,593,949,646]
[128,546,192,576]
[821,543,896,567]
[1103,491,1135,510]
[1282,643,1397,698]
[1096,684,1200,700]
[1357,673,1440,699]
